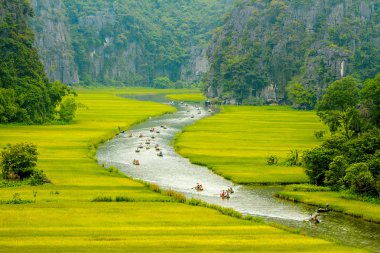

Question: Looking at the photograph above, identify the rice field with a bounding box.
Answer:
[174,106,327,184]
[166,93,206,102]
[0,88,365,252]
[276,190,380,223]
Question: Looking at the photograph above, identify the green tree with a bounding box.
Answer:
[317,76,361,137]
[58,95,77,122]
[361,74,380,127]
[153,76,174,89]
[324,155,347,189]
[286,83,316,110]
[344,163,375,195]
[1,143,38,180]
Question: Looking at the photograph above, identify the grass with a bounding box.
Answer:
[0,88,367,252]
[174,106,327,184]
[166,93,206,102]
[276,188,380,223]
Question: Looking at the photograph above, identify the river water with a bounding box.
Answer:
[97,95,380,252]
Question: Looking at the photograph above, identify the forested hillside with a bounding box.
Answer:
[0,0,69,123]
[31,0,231,86]
[206,0,380,104]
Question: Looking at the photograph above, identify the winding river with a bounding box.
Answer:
[97,94,380,252]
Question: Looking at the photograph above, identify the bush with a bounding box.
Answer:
[267,155,278,165]
[92,195,113,202]
[324,156,347,189]
[115,196,135,202]
[1,143,38,180]
[58,95,77,122]
[314,130,325,139]
[29,170,48,186]
[344,163,376,195]
[286,149,301,166]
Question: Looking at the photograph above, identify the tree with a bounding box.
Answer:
[153,76,174,89]
[344,163,375,195]
[58,95,77,122]
[361,74,380,127]
[286,83,316,110]
[1,143,38,180]
[324,155,347,189]
[317,76,361,137]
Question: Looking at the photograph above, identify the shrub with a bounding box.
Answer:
[57,95,77,122]
[92,195,113,202]
[115,196,135,202]
[286,149,301,166]
[1,143,38,180]
[324,155,348,189]
[314,130,325,139]
[267,155,278,165]
[148,183,162,193]
[165,189,186,203]
[344,163,376,194]
[29,170,48,186]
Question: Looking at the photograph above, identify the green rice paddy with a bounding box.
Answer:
[166,93,206,102]
[276,189,380,223]
[175,106,326,184]
[0,88,366,252]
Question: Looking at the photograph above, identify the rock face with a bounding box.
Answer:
[31,0,78,84]
[30,0,230,86]
[206,0,380,102]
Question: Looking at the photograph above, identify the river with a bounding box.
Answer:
[97,94,380,252]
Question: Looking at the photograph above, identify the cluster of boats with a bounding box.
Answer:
[127,124,168,166]
[194,183,235,200]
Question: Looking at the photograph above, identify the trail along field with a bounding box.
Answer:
[0,88,367,252]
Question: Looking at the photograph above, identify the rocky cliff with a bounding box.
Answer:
[30,0,231,86]
[206,0,380,103]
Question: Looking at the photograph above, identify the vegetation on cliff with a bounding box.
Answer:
[0,0,72,124]
[206,0,380,104]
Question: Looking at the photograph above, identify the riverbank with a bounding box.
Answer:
[0,88,365,252]
[275,187,380,224]
[174,106,326,184]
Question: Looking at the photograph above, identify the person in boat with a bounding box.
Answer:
[157,151,163,157]
[135,148,140,153]
[128,132,133,138]
[195,183,203,191]
[133,159,140,166]
[306,213,320,224]
[139,133,143,138]
[317,204,329,213]
[221,190,226,198]
[227,187,234,194]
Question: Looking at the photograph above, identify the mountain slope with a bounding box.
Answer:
[31,0,231,86]
[206,0,380,103]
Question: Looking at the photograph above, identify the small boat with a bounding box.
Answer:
[197,111,201,114]
[317,204,329,213]
[139,134,144,138]
[138,143,143,149]
[135,149,140,153]
[151,135,155,139]
[156,130,160,134]
[227,187,234,194]
[132,159,140,166]
[128,133,133,138]
[146,146,150,150]
[157,151,163,157]
[191,115,194,118]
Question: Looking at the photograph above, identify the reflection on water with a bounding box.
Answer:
[97,98,380,252]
